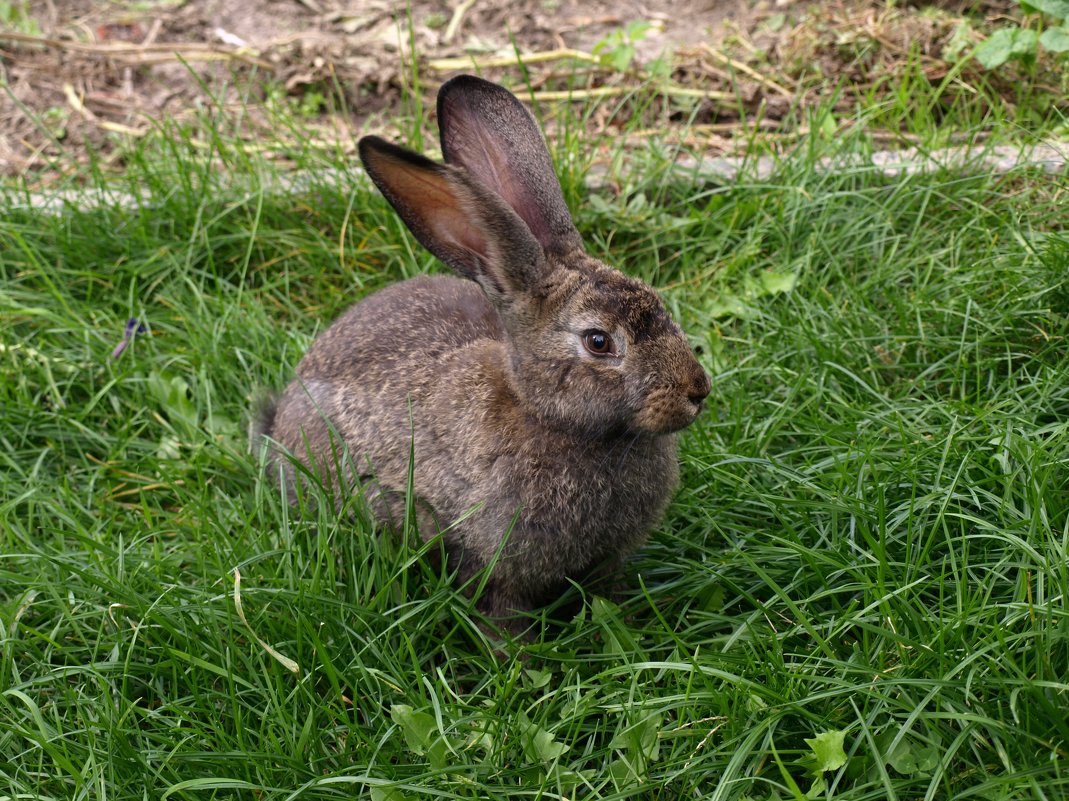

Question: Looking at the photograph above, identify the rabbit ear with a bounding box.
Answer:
[358,135,546,302]
[437,75,584,258]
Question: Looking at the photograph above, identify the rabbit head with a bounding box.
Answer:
[358,76,710,439]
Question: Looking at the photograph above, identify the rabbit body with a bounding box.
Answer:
[271,272,681,614]
[263,76,709,622]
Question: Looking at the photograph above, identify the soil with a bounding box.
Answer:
[0,0,1039,180]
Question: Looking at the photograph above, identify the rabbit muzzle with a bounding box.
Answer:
[631,351,711,435]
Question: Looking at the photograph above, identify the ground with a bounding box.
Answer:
[0,0,1050,180]
[3,4,1068,800]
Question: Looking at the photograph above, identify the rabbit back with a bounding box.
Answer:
[269,274,501,499]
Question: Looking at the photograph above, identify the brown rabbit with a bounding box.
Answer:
[260,75,710,628]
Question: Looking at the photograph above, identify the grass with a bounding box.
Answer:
[1,89,1068,800]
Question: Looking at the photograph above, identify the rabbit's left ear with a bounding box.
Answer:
[437,75,584,258]
[358,135,547,306]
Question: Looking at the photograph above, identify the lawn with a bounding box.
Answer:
[1,81,1068,799]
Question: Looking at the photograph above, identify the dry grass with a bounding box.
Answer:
[1,0,1066,181]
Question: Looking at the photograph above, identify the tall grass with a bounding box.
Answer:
[1,94,1067,800]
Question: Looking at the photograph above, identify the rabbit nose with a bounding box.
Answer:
[688,367,711,405]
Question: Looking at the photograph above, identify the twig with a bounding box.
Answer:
[531,85,732,102]
[444,0,477,44]
[62,83,96,121]
[100,121,149,136]
[428,49,734,102]
[697,43,794,98]
[627,120,781,139]
[0,31,274,70]
[427,48,601,72]
[142,18,163,47]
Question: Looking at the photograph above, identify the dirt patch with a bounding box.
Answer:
[0,0,1057,181]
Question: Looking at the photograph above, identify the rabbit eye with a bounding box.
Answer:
[582,330,617,356]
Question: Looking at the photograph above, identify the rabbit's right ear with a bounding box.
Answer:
[358,136,545,303]
[437,75,584,258]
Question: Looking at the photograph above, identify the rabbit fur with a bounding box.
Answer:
[259,75,711,626]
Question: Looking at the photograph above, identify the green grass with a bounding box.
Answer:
[1,101,1068,801]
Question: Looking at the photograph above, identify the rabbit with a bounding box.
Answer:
[258,74,711,629]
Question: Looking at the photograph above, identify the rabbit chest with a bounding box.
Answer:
[405,348,682,591]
